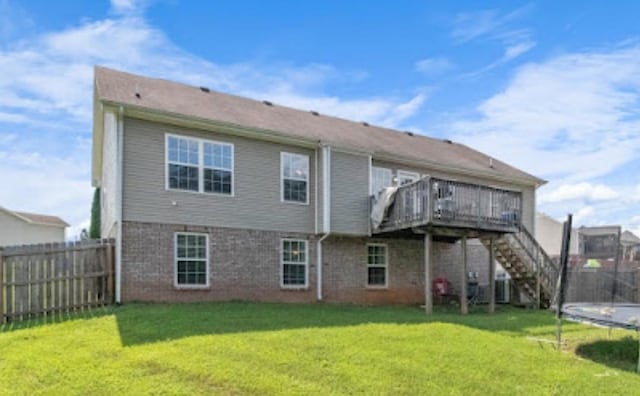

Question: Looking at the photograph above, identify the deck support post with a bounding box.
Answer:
[488,238,496,314]
[460,236,468,315]
[424,233,433,315]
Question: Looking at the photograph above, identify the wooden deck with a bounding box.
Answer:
[372,177,522,237]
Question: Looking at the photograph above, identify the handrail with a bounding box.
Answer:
[509,225,558,303]
[372,176,523,234]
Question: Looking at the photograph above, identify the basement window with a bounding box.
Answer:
[175,233,209,287]
[367,243,388,287]
[281,239,308,288]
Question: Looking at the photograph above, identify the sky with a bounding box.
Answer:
[0,0,639,238]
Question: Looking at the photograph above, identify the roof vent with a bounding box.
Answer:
[200,86,210,93]
[362,122,369,127]
[405,131,414,136]
[310,110,319,116]
[443,139,453,144]
[489,158,494,168]
[263,100,273,106]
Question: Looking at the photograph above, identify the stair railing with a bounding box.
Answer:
[507,226,559,305]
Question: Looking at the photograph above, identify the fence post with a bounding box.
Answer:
[0,247,4,324]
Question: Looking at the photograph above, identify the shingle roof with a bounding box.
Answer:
[1,207,69,227]
[94,66,544,186]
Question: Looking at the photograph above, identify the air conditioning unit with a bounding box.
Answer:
[495,279,510,303]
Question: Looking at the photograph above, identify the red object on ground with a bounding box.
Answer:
[433,277,450,296]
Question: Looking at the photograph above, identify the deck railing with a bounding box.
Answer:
[372,177,522,234]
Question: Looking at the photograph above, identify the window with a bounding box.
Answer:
[175,233,209,287]
[370,166,392,196]
[166,134,234,195]
[281,239,308,287]
[397,170,419,186]
[203,142,233,194]
[167,136,199,191]
[281,152,309,204]
[367,244,388,287]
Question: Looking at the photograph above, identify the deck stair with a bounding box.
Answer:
[482,226,558,307]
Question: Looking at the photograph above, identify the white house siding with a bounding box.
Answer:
[0,212,65,246]
[100,110,118,238]
[535,213,580,256]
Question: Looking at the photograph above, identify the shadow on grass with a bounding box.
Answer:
[575,336,639,373]
[1,301,560,346]
[0,306,114,333]
[111,301,557,347]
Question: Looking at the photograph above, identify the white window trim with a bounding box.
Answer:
[370,166,393,195]
[397,170,420,185]
[280,238,309,289]
[366,243,388,289]
[174,232,210,289]
[280,151,310,205]
[165,133,235,197]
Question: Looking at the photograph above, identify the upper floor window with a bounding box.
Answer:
[166,134,234,195]
[281,152,309,204]
[370,166,392,196]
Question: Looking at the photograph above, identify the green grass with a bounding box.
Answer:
[1,302,639,395]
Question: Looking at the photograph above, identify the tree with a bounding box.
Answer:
[89,188,101,239]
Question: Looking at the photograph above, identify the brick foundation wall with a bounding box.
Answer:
[121,221,497,305]
[121,221,317,303]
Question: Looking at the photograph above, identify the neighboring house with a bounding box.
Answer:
[0,206,68,247]
[621,231,640,262]
[535,213,640,268]
[92,66,549,307]
[535,212,580,256]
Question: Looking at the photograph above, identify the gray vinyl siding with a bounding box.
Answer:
[100,110,118,238]
[330,150,370,235]
[122,117,316,233]
[372,159,537,231]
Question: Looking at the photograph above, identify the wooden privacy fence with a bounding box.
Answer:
[0,239,115,324]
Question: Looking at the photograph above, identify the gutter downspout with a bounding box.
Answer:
[115,106,124,304]
[316,145,331,301]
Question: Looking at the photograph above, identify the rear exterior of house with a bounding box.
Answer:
[93,67,549,307]
[0,207,68,247]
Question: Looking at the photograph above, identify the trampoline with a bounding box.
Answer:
[562,303,640,330]
[555,218,640,373]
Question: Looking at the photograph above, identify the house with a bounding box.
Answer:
[535,212,580,256]
[0,206,68,247]
[621,230,640,262]
[535,214,640,268]
[92,66,552,311]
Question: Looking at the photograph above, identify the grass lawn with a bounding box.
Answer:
[1,302,639,395]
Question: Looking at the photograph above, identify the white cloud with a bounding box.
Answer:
[503,40,536,61]
[415,57,452,75]
[452,6,536,76]
[0,9,426,239]
[539,182,619,204]
[109,0,146,15]
[451,45,640,182]
[573,206,595,223]
[451,6,532,43]
[450,43,640,231]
